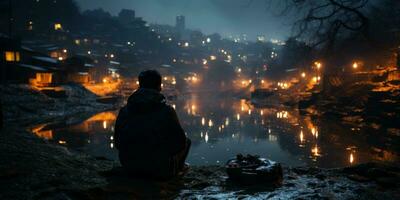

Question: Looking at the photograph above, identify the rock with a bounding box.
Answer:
[315,174,326,180]
[307,182,317,187]
[287,175,297,180]
[284,182,295,187]
[375,177,399,187]
[346,174,371,182]
[366,168,391,179]
[225,156,283,185]
[191,181,211,189]
[292,167,320,175]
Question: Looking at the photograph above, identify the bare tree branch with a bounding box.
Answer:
[267,0,371,50]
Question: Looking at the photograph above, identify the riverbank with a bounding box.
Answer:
[299,80,400,130]
[1,84,118,127]
[1,127,399,199]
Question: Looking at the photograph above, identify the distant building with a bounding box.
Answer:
[0,36,60,86]
[257,35,266,43]
[63,56,95,84]
[190,31,204,46]
[176,15,185,36]
[241,34,248,42]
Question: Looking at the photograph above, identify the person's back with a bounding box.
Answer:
[114,70,190,179]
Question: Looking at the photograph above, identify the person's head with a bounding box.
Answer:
[138,70,162,91]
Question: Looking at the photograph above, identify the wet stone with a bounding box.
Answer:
[307,182,318,187]
[287,175,297,180]
[283,182,295,187]
[346,174,371,182]
[315,174,326,180]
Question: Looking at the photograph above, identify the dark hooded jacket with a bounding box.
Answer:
[114,88,186,178]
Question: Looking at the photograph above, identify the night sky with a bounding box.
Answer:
[77,0,292,40]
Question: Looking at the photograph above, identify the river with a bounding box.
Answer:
[31,91,399,168]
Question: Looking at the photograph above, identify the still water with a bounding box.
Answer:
[31,92,399,168]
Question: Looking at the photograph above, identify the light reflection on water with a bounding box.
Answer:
[31,92,399,167]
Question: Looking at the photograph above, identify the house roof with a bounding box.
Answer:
[32,56,58,64]
[18,64,47,71]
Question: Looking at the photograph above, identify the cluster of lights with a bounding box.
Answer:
[184,74,199,83]
[311,127,319,138]
[105,53,115,58]
[226,55,232,63]
[163,76,177,85]
[312,76,321,83]
[270,51,278,59]
[111,71,120,79]
[314,61,322,70]
[186,104,197,115]
[200,132,209,143]
[276,111,288,119]
[240,79,252,86]
[277,82,289,89]
[127,41,135,46]
[312,145,320,157]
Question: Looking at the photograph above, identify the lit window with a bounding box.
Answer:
[36,73,53,84]
[5,51,20,62]
[54,23,62,30]
[16,52,20,61]
[50,51,59,58]
[28,21,33,31]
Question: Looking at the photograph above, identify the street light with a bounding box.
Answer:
[314,62,322,69]
[301,72,306,78]
[352,62,358,69]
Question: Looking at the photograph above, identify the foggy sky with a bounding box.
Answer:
[77,0,292,40]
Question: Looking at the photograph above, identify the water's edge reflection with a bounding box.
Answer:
[31,92,399,168]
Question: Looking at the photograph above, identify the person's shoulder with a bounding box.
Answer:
[117,106,129,117]
[161,103,176,114]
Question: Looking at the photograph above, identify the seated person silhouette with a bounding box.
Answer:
[114,70,191,180]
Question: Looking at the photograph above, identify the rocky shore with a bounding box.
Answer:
[1,84,118,126]
[299,81,400,131]
[0,127,399,199]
